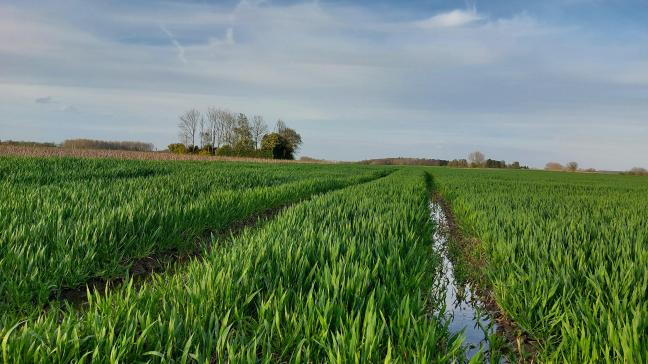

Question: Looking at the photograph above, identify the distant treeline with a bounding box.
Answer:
[62,139,155,152]
[621,167,648,176]
[361,153,528,169]
[0,140,58,148]
[0,139,154,152]
[360,158,449,166]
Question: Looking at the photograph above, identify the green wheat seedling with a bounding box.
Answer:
[431,167,648,362]
[0,156,387,323]
[1,167,463,362]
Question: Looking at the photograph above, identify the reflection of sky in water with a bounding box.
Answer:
[430,201,499,362]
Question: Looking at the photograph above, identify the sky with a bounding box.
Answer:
[1,0,647,169]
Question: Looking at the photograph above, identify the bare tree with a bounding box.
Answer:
[566,161,579,172]
[178,131,190,147]
[206,108,237,147]
[200,126,212,149]
[207,108,226,147]
[251,115,269,149]
[628,167,648,176]
[468,151,485,167]
[178,109,201,147]
[221,112,237,146]
[198,116,206,148]
[275,119,287,133]
[545,162,564,171]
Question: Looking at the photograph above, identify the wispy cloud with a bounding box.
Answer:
[60,105,78,113]
[35,96,54,104]
[208,27,236,47]
[159,24,187,64]
[225,27,235,45]
[0,1,647,169]
[415,7,483,29]
[34,95,76,112]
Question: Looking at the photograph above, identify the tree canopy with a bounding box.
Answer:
[261,133,295,160]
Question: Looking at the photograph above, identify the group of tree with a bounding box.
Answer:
[447,151,525,169]
[360,151,526,169]
[171,108,302,160]
[359,157,450,166]
[545,161,582,172]
[622,167,648,176]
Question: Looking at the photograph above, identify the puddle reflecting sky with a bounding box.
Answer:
[429,201,499,362]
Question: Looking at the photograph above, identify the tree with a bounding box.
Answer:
[206,108,219,147]
[280,128,302,154]
[198,116,208,148]
[275,119,287,133]
[275,119,303,154]
[545,162,563,171]
[168,143,188,154]
[485,159,506,168]
[566,161,579,172]
[233,113,254,151]
[628,167,648,176]
[206,108,236,148]
[178,109,201,147]
[448,159,468,168]
[468,151,485,167]
[200,129,212,149]
[251,115,268,149]
[261,133,294,159]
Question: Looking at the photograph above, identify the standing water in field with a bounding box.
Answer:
[429,201,500,362]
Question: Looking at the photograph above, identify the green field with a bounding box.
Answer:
[432,168,648,362]
[0,157,388,320]
[1,157,646,362]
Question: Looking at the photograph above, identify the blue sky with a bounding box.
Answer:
[1,0,647,169]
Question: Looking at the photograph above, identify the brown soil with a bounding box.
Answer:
[432,193,541,363]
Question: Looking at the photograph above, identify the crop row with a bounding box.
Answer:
[0,157,387,322]
[0,168,464,363]
[431,168,648,362]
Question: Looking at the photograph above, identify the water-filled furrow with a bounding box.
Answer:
[429,201,499,361]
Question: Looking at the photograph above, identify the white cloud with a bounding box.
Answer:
[0,1,646,169]
[415,7,483,29]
